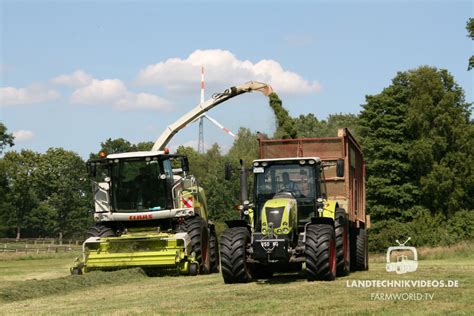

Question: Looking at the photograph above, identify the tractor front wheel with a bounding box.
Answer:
[220,227,252,284]
[305,223,336,281]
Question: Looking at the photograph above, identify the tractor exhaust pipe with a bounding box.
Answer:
[239,159,249,204]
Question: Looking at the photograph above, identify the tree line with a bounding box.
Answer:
[1,65,472,249]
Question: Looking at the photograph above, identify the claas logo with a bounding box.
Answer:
[129,214,153,220]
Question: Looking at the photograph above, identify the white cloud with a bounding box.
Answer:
[50,70,93,87]
[136,49,321,94]
[0,84,60,106]
[12,130,35,142]
[71,78,170,111]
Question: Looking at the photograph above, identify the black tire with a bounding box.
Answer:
[86,224,115,238]
[335,209,350,276]
[354,228,369,271]
[188,263,198,276]
[209,229,220,273]
[305,224,336,281]
[185,216,210,274]
[220,227,252,284]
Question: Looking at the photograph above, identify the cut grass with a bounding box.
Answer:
[0,242,472,315]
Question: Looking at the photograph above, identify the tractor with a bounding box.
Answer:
[220,128,369,282]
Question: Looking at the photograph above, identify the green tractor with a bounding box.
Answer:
[220,156,361,282]
[220,130,369,283]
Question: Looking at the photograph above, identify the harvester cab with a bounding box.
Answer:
[71,81,273,276]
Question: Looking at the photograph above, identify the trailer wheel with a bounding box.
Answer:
[86,224,115,238]
[209,229,220,273]
[305,224,336,281]
[185,217,211,274]
[355,228,369,271]
[220,227,252,284]
[335,209,350,276]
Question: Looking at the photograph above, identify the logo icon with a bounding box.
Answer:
[386,237,418,274]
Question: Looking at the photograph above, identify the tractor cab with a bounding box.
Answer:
[252,157,326,234]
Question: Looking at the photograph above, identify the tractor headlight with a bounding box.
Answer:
[282,222,288,226]
[253,162,260,167]
[276,228,282,234]
[262,228,267,234]
[283,228,289,234]
[299,160,306,165]
[262,222,266,227]
[309,160,315,165]
[262,162,268,167]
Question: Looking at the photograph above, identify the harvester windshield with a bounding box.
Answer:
[110,157,171,212]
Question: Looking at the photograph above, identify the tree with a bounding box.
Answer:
[467,18,474,70]
[293,113,360,139]
[35,148,91,240]
[0,122,14,153]
[359,66,473,248]
[2,150,41,240]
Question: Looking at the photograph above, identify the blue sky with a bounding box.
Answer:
[1,0,472,158]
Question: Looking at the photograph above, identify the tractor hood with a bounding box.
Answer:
[261,197,297,236]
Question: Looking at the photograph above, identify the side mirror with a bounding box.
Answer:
[336,158,344,177]
[181,156,190,173]
[224,163,232,181]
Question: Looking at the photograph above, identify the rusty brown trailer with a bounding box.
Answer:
[258,128,370,229]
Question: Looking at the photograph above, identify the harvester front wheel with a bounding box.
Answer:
[305,224,336,281]
[220,227,252,284]
[209,229,220,273]
[335,209,350,276]
[186,217,211,274]
[86,224,115,238]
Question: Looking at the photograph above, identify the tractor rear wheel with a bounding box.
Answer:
[209,229,220,273]
[86,224,115,238]
[220,227,252,284]
[354,228,369,271]
[335,209,350,276]
[185,216,211,274]
[305,224,336,281]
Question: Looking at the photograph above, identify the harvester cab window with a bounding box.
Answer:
[111,158,167,212]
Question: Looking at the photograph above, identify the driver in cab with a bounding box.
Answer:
[281,172,301,196]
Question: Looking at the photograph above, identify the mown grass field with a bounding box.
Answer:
[0,243,472,315]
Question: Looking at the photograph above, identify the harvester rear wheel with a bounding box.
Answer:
[354,228,369,271]
[86,224,115,238]
[220,227,252,284]
[305,224,336,281]
[335,209,350,276]
[185,216,211,274]
[209,229,220,273]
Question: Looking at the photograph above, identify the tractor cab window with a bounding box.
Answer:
[255,164,317,200]
[110,157,167,212]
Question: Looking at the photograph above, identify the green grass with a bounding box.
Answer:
[0,244,472,315]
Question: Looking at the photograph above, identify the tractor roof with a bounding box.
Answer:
[253,157,321,164]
